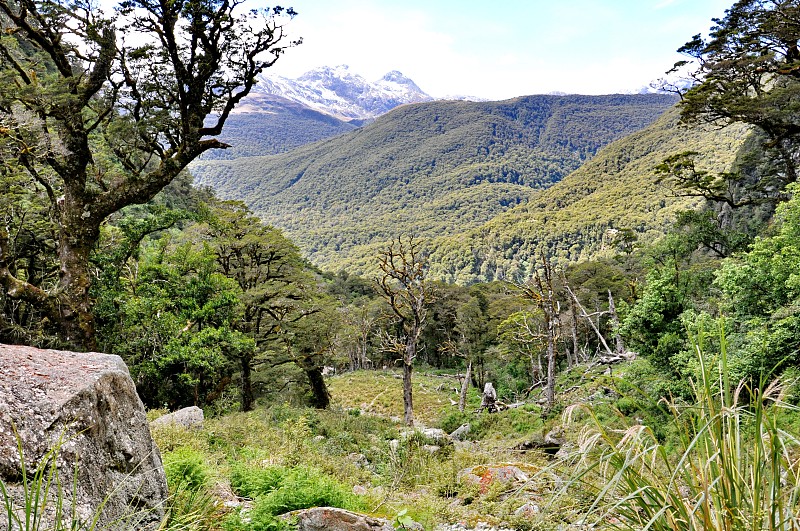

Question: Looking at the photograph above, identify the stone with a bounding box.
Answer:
[345,452,369,468]
[283,507,423,531]
[514,502,540,517]
[480,382,498,412]
[449,423,471,441]
[400,426,447,442]
[149,406,204,429]
[458,464,535,494]
[0,344,168,530]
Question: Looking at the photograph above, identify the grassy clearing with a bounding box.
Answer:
[147,352,800,530]
[149,369,578,530]
[326,369,476,425]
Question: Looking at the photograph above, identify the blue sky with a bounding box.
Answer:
[266,0,734,99]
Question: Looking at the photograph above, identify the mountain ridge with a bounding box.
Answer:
[247,65,434,121]
[192,93,681,276]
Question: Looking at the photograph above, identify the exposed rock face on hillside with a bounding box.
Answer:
[0,344,168,530]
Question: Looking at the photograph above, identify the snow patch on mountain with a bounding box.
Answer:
[246,65,434,121]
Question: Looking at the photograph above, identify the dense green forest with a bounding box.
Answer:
[191,94,678,269]
[2,0,800,529]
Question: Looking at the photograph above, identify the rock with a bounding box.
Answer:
[479,382,498,412]
[400,426,448,442]
[544,427,564,446]
[346,452,369,468]
[420,427,448,441]
[458,464,534,494]
[283,507,423,531]
[514,502,540,517]
[352,485,368,495]
[449,423,471,441]
[513,427,563,456]
[0,344,168,530]
[150,405,204,429]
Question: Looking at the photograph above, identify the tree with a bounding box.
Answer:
[669,0,800,202]
[715,182,800,380]
[514,255,561,410]
[99,232,250,409]
[0,0,298,349]
[202,201,329,411]
[377,236,433,426]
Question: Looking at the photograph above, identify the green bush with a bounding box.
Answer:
[563,330,800,530]
[162,447,210,492]
[228,464,363,525]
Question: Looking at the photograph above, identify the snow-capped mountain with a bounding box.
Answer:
[247,65,434,121]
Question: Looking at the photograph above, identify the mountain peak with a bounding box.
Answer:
[380,70,410,83]
[250,66,433,121]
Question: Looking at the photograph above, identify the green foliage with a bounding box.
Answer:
[562,332,800,530]
[675,0,800,199]
[163,448,211,492]
[715,182,800,381]
[226,465,363,531]
[392,508,415,530]
[191,94,678,277]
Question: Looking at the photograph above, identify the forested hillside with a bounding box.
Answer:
[198,95,357,160]
[425,108,751,282]
[191,93,677,270]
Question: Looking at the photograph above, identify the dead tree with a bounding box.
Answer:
[564,284,615,359]
[517,255,561,410]
[376,236,433,426]
[608,290,626,355]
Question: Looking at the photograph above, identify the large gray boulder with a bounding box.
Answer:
[0,344,168,530]
[150,406,204,429]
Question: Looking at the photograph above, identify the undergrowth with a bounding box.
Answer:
[560,330,800,530]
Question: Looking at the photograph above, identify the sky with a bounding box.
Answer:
[264,0,734,100]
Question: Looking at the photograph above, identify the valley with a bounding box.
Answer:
[2,1,800,530]
[191,92,684,277]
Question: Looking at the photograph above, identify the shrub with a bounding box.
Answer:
[162,447,210,492]
[562,329,800,530]
[227,464,363,530]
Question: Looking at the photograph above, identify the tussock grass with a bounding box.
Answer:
[561,333,800,530]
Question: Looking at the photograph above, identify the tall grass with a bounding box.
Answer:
[563,334,800,530]
[1,428,203,531]
[0,431,100,531]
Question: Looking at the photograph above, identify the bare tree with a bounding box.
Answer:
[516,255,561,410]
[376,236,433,426]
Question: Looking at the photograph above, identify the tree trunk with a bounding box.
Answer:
[570,301,582,362]
[56,211,101,351]
[403,337,415,426]
[240,355,254,412]
[305,366,331,409]
[545,313,556,409]
[459,360,472,412]
[608,290,625,355]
